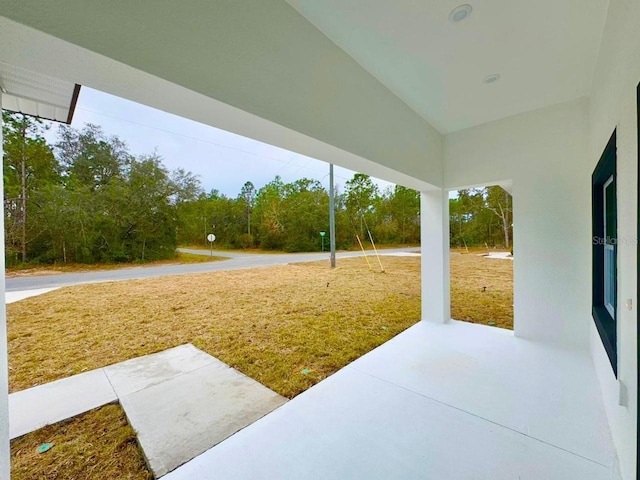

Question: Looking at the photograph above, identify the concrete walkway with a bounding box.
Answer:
[482,251,514,260]
[9,345,287,477]
[5,287,60,304]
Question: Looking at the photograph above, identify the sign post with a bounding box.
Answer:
[319,231,326,252]
[207,233,216,256]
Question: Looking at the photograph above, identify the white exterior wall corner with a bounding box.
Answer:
[588,1,640,478]
[443,98,591,349]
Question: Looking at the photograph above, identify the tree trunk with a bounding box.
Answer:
[488,192,511,249]
[203,216,207,246]
[503,191,510,249]
[503,221,510,249]
[20,119,27,263]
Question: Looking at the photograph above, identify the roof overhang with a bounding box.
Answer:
[0,61,80,124]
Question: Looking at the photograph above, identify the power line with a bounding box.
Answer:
[75,106,354,184]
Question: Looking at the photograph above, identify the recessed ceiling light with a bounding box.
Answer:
[449,4,473,23]
[483,74,501,84]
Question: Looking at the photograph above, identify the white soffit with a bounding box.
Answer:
[287,0,609,134]
[0,61,80,124]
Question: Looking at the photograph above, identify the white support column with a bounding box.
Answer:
[0,93,9,479]
[420,189,450,323]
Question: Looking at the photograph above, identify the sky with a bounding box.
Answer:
[45,87,397,197]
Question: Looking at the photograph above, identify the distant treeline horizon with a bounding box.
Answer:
[2,112,511,266]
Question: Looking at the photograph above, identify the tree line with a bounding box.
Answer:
[2,113,200,265]
[174,172,421,252]
[449,187,513,250]
[2,112,511,266]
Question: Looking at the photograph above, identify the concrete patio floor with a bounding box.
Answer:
[165,320,620,480]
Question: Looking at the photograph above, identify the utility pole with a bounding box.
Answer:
[329,163,336,268]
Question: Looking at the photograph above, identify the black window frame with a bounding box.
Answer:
[592,129,617,376]
[636,82,640,480]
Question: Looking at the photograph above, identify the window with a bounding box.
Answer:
[603,176,616,318]
[592,130,617,375]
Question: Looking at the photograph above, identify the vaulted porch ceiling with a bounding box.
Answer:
[287,0,609,133]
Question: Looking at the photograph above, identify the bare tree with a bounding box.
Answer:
[486,186,512,249]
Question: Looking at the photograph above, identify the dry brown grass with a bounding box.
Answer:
[6,252,227,278]
[450,246,509,254]
[8,256,421,397]
[450,253,514,329]
[11,403,152,480]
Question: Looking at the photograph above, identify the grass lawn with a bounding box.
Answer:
[8,256,421,395]
[11,403,152,480]
[8,252,512,479]
[450,252,513,329]
[5,251,228,278]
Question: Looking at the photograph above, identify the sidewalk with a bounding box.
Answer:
[9,344,287,477]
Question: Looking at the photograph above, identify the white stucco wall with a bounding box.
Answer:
[445,1,640,476]
[444,98,591,349]
[588,1,639,478]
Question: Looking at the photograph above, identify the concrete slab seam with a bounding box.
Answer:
[346,364,611,469]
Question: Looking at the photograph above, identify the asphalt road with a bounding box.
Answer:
[6,247,420,292]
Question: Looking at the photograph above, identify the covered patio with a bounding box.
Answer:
[165,320,618,479]
[0,0,638,478]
